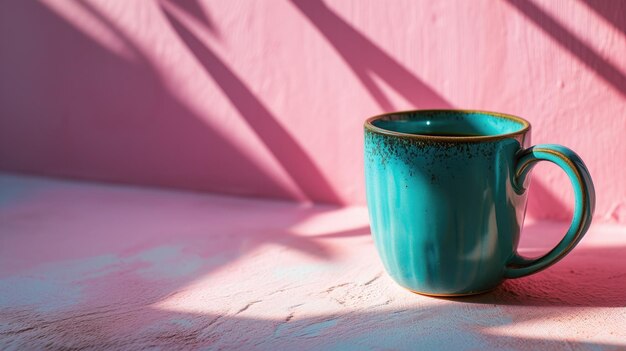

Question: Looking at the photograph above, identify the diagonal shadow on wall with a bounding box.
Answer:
[290,0,452,111]
[1,3,623,346]
[526,177,571,221]
[0,0,297,202]
[160,0,342,205]
[173,0,220,37]
[580,0,626,37]
[0,0,344,205]
[507,0,626,97]
[0,0,375,279]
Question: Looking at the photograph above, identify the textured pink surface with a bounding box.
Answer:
[1,174,625,350]
[1,0,625,222]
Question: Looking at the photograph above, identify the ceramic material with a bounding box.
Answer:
[364,110,595,296]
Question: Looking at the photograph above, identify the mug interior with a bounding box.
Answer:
[368,110,529,138]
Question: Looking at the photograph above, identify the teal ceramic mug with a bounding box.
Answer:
[364,110,595,296]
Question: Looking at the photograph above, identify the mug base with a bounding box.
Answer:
[407,286,497,297]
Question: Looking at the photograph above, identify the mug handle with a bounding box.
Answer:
[504,144,596,279]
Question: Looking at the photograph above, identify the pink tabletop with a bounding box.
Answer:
[1,173,625,350]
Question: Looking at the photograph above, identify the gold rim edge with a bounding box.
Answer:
[364,109,531,142]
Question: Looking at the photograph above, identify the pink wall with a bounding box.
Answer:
[1,0,625,222]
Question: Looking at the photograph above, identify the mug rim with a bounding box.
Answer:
[364,109,531,142]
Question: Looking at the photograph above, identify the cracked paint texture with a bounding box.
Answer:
[1,174,625,350]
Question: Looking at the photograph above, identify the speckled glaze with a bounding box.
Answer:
[364,110,595,296]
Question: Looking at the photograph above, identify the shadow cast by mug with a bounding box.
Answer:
[1,178,623,348]
[440,222,626,307]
